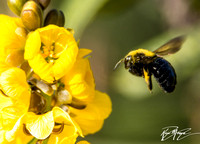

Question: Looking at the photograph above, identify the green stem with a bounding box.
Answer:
[27,138,37,144]
[27,136,49,144]
[42,138,49,144]
[43,91,53,112]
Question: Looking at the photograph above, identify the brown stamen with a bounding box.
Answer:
[52,122,64,134]
[0,89,8,97]
[68,103,86,109]
[23,124,32,136]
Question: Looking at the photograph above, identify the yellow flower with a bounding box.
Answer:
[0,0,112,143]
[61,49,95,105]
[24,25,78,83]
[0,15,112,143]
[0,68,32,143]
[69,90,112,135]
[0,14,27,67]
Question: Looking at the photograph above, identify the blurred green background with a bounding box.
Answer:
[1,0,200,143]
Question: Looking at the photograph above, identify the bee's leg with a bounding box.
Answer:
[143,68,152,92]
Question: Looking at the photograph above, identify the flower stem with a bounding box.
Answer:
[43,91,53,112]
[27,138,37,144]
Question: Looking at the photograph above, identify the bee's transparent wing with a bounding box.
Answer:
[153,36,186,56]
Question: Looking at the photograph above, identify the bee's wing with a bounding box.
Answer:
[153,36,186,56]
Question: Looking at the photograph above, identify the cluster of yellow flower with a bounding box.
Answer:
[0,0,112,143]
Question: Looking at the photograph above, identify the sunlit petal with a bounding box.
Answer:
[61,49,95,104]
[25,111,54,139]
[0,68,30,106]
[0,14,26,66]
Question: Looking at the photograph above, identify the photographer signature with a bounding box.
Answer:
[161,126,200,141]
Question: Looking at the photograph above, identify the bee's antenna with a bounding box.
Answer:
[113,59,124,71]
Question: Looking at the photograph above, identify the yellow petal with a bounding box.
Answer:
[0,15,26,64]
[52,107,82,136]
[0,130,5,144]
[69,91,112,135]
[5,50,24,67]
[48,107,82,144]
[53,44,78,80]
[77,140,90,144]
[48,126,78,144]
[0,92,28,131]
[25,111,54,139]
[24,30,41,60]
[76,49,92,59]
[0,68,30,106]
[0,92,13,110]
[0,93,32,143]
[61,51,95,104]
[0,93,16,130]
[28,54,54,83]
[0,105,26,130]
[0,61,12,76]
[76,119,104,136]
[52,107,73,124]
[5,116,33,143]
[91,91,112,119]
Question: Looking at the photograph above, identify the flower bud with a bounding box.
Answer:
[35,80,54,96]
[7,0,27,16]
[21,1,43,31]
[6,50,25,67]
[37,0,51,10]
[29,91,47,114]
[44,9,65,27]
[56,89,72,105]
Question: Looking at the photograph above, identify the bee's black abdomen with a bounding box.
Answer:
[149,57,177,93]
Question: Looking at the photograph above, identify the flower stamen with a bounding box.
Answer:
[68,103,86,110]
[23,124,32,136]
[52,122,64,134]
[40,41,62,64]
[0,89,8,97]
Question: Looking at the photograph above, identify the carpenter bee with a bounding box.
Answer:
[114,36,185,93]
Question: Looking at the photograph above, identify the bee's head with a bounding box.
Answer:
[124,55,133,69]
[114,55,134,70]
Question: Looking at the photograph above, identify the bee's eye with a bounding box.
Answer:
[126,56,131,61]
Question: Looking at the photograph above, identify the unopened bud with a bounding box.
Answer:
[21,1,43,31]
[57,89,72,105]
[44,9,65,27]
[7,0,27,16]
[35,80,54,96]
[37,0,51,10]
[29,91,46,114]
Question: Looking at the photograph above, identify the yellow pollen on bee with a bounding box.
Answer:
[126,49,155,58]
